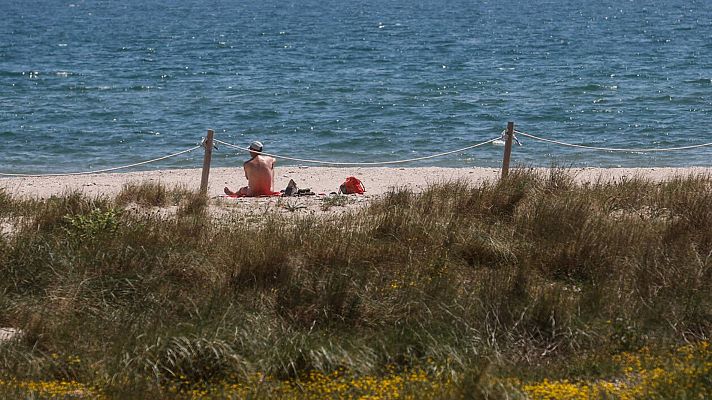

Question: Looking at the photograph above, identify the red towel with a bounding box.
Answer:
[225,191,282,198]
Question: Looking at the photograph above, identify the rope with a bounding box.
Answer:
[213,137,500,166]
[0,145,201,177]
[515,130,712,153]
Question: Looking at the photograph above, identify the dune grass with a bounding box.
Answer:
[0,169,710,398]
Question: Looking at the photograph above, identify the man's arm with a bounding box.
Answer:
[243,160,251,180]
[270,157,276,189]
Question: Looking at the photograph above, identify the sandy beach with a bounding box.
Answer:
[2,166,712,200]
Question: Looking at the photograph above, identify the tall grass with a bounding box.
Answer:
[0,169,710,398]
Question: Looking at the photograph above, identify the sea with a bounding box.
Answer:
[1,0,711,174]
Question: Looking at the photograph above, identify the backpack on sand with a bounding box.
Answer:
[339,176,366,194]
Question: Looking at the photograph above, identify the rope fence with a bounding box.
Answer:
[514,129,712,152]
[213,137,500,166]
[1,124,711,192]
[0,146,202,178]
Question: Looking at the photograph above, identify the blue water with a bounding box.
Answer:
[1,0,711,173]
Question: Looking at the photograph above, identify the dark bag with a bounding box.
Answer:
[283,179,315,196]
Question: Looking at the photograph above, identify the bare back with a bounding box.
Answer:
[243,155,276,195]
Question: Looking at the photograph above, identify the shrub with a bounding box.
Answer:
[117,181,165,206]
[63,207,122,241]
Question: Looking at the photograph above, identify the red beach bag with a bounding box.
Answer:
[340,176,366,194]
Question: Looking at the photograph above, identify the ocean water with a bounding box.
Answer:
[1,0,711,174]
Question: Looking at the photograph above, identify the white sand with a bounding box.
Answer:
[2,166,711,200]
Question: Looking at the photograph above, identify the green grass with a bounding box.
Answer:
[0,169,710,398]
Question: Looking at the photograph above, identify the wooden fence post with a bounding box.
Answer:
[501,121,514,179]
[200,129,214,194]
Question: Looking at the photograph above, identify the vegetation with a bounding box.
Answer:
[0,169,710,399]
[115,181,194,208]
[320,193,355,211]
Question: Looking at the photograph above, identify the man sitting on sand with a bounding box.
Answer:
[224,141,277,197]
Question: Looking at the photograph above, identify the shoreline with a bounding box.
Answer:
[2,166,712,199]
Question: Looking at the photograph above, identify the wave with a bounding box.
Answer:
[0,70,84,80]
[683,78,712,85]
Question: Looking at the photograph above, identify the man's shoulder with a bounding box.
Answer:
[255,155,276,163]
